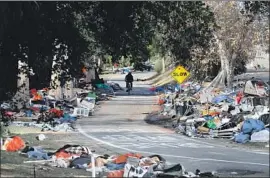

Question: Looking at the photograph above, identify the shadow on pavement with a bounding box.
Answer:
[114,86,156,97]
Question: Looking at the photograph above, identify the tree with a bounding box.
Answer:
[0,2,90,101]
[206,1,269,89]
[149,2,216,67]
[0,1,223,101]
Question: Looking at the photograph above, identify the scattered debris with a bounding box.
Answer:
[5,142,218,178]
[146,77,269,144]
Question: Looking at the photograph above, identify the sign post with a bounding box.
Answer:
[171,65,190,118]
[171,65,190,84]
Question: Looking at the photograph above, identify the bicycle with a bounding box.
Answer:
[127,82,132,95]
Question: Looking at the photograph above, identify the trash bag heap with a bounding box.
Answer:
[147,78,269,144]
[1,136,218,178]
[0,78,120,132]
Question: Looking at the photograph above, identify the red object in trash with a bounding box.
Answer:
[4,136,25,152]
[149,87,156,92]
[236,91,243,104]
[55,151,72,159]
[158,99,165,105]
[236,96,242,104]
[30,107,40,112]
[49,108,63,117]
[114,153,142,164]
[107,170,124,178]
[42,88,49,91]
[30,88,37,95]
[5,111,14,117]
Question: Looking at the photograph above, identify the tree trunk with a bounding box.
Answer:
[226,53,237,89]
[49,55,62,100]
[220,54,227,87]
[12,60,30,109]
[161,56,165,73]
[206,39,227,90]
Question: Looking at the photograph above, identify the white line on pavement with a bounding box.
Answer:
[209,152,226,155]
[173,134,270,155]
[77,124,269,167]
[252,152,270,155]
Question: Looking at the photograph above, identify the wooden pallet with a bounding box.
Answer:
[212,128,237,138]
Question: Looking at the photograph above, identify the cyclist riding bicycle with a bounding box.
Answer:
[125,72,134,92]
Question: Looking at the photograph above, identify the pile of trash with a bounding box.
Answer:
[1,135,218,178]
[148,78,269,144]
[0,79,123,132]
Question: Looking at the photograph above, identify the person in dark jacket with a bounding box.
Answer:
[125,72,134,90]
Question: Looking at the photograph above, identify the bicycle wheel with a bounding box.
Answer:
[128,88,131,95]
[127,83,131,95]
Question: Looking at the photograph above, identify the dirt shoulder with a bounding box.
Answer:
[1,126,118,177]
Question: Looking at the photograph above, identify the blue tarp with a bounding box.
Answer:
[211,94,234,104]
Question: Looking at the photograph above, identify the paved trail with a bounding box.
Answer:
[77,72,269,177]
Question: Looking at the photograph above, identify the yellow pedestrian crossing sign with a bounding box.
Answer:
[171,65,190,84]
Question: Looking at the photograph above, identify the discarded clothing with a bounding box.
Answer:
[65,145,92,155]
[27,147,50,160]
[114,153,142,164]
[58,115,76,124]
[106,163,125,171]
[55,144,91,155]
[55,151,78,159]
[70,156,92,168]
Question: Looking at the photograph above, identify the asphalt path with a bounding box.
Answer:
[77,72,269,177]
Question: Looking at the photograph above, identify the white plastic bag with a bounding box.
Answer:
[250,129,269,142]
[36,134,46,141]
